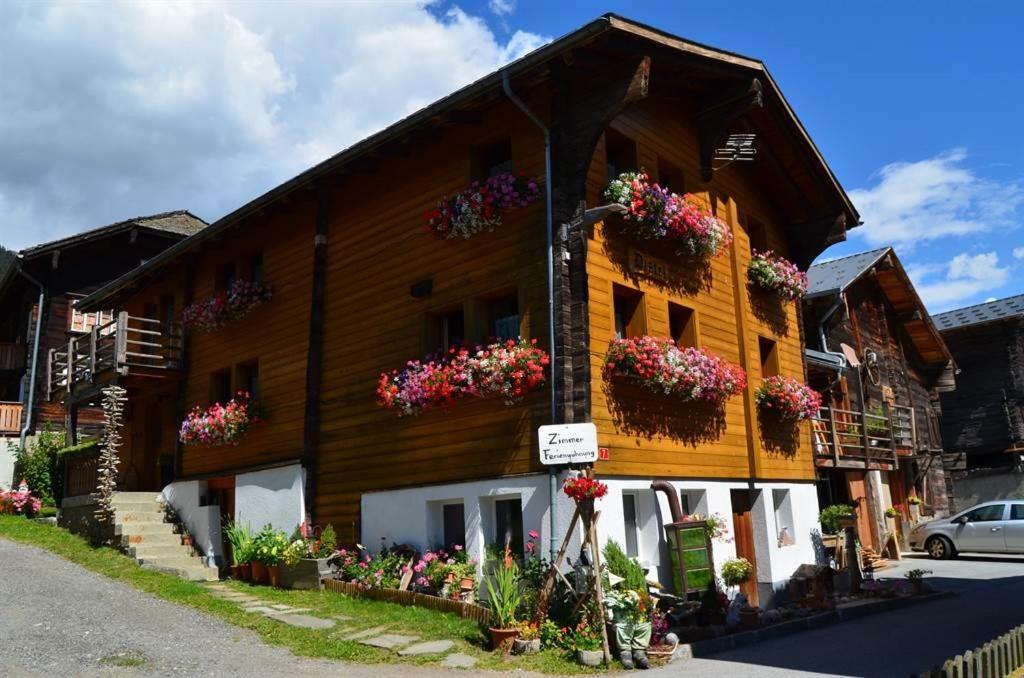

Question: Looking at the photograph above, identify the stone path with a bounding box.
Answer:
[201,583,478,669]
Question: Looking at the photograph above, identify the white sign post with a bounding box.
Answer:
[538,423,598,466]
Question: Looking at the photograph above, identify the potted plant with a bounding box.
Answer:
[905,568,931,596]
[254,527,289,587]
[739,605,761,630]
[512,620,541,655]
[280,523,338,590]
[484,545,521,652]
[567,622,604,667]
[884,506,901,519]
[224,521,254,581]
[250,529,268,585]
[866,405,890,444]
[721,557,753,593]
[818,504,854,535]
[907,495,923,523]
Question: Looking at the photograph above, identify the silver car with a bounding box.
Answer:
[909,500,1024,559]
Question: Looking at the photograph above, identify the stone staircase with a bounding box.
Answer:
[112,492,219,582]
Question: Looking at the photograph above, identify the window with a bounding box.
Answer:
[235,361,260,401]
[605,129,637,182]
[68,299,113,334]
[613,284,645,339]
[215,262,237,292]
[773,489,795,547]
[744,215,769,254]
[1011,505,1024,521]
[210,369,232,404]
[476,138,513,178]
[244,253,264,285]
[442,502,466,549]
[669,303,697,348]
[759,336,780,377]
[622,492,640,558]
[657,157,683,193]
[962,504,1006,522]
[432,308,465,353]
[494,497,524,557]
[679,489,708,517]
[487,294,520,341]
[159,295,176,328]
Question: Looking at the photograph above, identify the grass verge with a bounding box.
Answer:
[0,516,601,674]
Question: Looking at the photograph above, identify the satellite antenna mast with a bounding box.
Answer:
[712,133,757,172]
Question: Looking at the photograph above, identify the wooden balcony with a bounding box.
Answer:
[0,402,22,434]
[812,406,906,469]
[0,343,26,371]
[47,312,183,402]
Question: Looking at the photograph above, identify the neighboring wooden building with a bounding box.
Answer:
[934,296,1024,472]
[803,247,956,549]
[0,211,205,488]
[68,15,859,603]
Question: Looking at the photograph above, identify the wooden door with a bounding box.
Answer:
[730,489,759,606]
[846,471,875,549]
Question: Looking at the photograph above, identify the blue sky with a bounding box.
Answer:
[0,1,1020,313]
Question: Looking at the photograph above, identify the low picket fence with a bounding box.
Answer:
[323,579,492,625]
[918,623,1024,677]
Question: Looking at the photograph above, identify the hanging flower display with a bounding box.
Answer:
[377,337,549,416]
[562,476,609,502]
[179,392,260,446]
[603,171,733,257]
[747,250,808,301]
[754,375,821,421]
[603,336,747,403]
[181,279,272,333]
[424,172,542,240]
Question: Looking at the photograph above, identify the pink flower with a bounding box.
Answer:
[528,530,539,540]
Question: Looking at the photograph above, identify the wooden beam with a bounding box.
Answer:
[788,213,848,269]
[696,78,763,182]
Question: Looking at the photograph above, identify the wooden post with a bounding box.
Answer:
[115,311,129,373]
[45,348,53,402]
[533,505,581,623]
[828,407,841,464]
[88,326,98,381]
[588,506,611,665]
[66,337,74,392]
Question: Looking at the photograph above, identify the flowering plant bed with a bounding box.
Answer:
[335,544,477,599]
[562,476,608,502]
[178,391,260,446]
[377,338,549,416]
[603,171,733,257]
[754,375,821,421]
[424,172,542,239]
[603,336,747,403]
[181,279,272,332]
[0,488,42,517]
[747,250,808,301]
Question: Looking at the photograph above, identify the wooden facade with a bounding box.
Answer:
[75,16,859,537]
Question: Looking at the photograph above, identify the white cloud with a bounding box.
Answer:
[907,251,1010,311]
[489,0,516,17]
[849,149,1024,249]
[0,1,548,249]
[1014,247,1024,260]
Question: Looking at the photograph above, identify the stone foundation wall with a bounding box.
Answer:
[59,495,116,546]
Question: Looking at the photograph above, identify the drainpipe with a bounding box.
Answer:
[817,295,848,391]
[503,71,559,563]
[15,259,45,451]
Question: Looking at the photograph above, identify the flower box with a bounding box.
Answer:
[754,376,821,421]
[603,336,746,403]
[377,338,549,416]
[280,557,334,590]
[179,392,259,446]
[603,171,732,257]
[181,279,272,333]
[424,172,542,239]
[747,251,808,301]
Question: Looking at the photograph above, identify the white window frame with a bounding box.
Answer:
[622,490,642,559]
[68,298,114,334]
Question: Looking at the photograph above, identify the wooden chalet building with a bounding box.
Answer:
[803,247,956,549]
[0,211,205,489]
[70,15,859,603]
[934,295,1024,485]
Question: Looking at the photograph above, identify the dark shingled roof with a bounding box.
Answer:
[932,294,1024,332]
[806,247,890,299]
[19,210,206,258]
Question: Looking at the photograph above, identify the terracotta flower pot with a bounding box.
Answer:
[459,576,474,591]
[230,565,242,580]
[251,561,268,585]
[740,606,761,630]
[267,565,281,588]
[488,627,519,652]
[239,563,252,582]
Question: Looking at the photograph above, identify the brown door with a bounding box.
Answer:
[846,471,875,549]
[730,489,759,606]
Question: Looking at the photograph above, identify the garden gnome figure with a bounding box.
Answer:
[604,587,652,670]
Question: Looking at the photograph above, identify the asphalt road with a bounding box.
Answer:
[651,553,1024,678]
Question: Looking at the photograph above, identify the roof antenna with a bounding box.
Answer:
[712,133,757,172]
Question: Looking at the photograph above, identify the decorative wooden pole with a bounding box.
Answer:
[94,385,127,526]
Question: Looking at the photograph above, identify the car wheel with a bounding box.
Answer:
[926,535,955,560]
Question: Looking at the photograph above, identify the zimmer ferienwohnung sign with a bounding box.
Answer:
[538,423,598,465]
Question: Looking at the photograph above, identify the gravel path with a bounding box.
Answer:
[0,538,496,677]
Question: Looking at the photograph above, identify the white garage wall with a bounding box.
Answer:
[235,464,305,534]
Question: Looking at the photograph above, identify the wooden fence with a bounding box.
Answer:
[918,623,1024,677]
[323,579,492,625]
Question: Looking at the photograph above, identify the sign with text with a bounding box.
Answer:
[538,423,598,466]
[628,248,670,282]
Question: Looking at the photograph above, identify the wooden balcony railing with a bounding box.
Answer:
[63,443,102,498]
[0,343,26,371]
[812,406,900,467]
[0,402,22,434]
[891,404,917,452]
[47,312,183,400]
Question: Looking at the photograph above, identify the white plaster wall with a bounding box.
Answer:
[0,437,17,490]
[162,480,223,566]
[235,464,305,534]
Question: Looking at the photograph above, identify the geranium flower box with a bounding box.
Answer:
[747,250,808,301]
[755,375,821,421]
[424,172,542,240]
[603,171,733,257]
[181,279,272,333]
[603,336,747,403]
[178,392,260,446]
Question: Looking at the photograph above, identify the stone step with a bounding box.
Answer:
[129,544,192,559]
[120,532,184,549]
[140,562,219,582]
[115,512,170,525]
[113,492,165,501]
[112,501,167,514]
[136,554,208,570]
[115,521,177,536]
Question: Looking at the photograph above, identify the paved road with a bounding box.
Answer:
[651,553,1024,678]
[0,538,483,677]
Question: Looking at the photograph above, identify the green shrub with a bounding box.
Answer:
[13,428,66,505]
[602,539,647,591]
[819,503,854,534]
[721,557,753,587]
